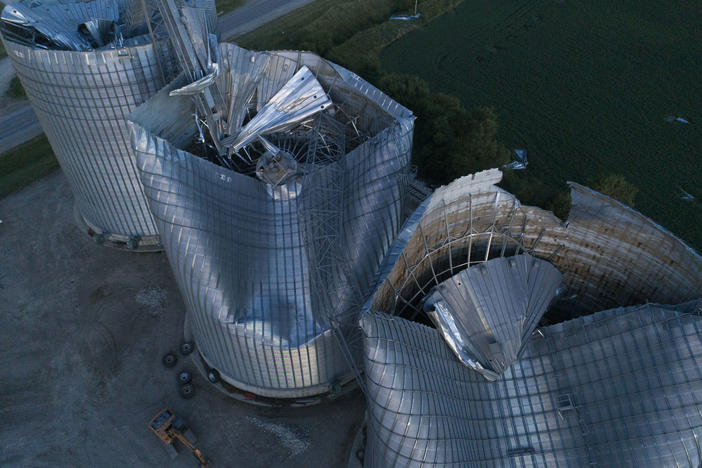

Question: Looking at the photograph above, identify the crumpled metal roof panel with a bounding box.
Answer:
[424,254,562,380]
[1,0,119,50]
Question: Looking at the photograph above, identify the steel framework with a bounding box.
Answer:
[368,170,702,324]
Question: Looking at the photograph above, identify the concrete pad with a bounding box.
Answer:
[0,171,364,467]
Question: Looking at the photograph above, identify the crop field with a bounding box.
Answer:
[381,0,702,249]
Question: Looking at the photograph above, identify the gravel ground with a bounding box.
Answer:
[0,171,364,467]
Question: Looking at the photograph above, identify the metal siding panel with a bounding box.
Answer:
[2,37,174,239]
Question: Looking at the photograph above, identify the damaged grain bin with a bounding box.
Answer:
[0,0,214,249]
[129,42,414,398]
[550,182,702,316]
[356,171,702,467]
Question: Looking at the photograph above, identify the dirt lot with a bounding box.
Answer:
[0,171,364,467]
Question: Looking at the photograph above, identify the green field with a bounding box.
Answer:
[381,0,702,249]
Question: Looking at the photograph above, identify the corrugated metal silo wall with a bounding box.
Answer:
[133,124,412,398]
[1,37,176,241]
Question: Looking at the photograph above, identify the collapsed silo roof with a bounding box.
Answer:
[366,169,702,324]
[423,254,562,380]
[354,169,702,466]
[0,0,120,50]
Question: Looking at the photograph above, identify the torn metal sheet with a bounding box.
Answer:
[554,182,702,316]
[679,187,695,201]
[168,69,218,95]
[222,66,332,154]
[666,116,690,124]
[504,148,527,170]
[423,254,562,380]
[156,0,226,154]
[366,171,702,324]
[220,47,269,135]
[79,18,115,47]
[0,0,119,50]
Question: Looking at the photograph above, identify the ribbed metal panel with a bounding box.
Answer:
[555,182,702,316]
[362,301,702,467]
[130,45,414,397]
[424,254,562,379]
[2,36,175,243]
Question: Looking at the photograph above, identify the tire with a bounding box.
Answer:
[177,371,192,385]
[162,352,177,368]
[207,368,220,384]
[180,383,195,399]
[180,341,194,355]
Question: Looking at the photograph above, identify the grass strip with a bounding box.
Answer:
[0,135,59,199]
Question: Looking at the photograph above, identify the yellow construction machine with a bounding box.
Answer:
[149,408,212,467]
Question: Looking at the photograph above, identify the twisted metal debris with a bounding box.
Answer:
[423,254,562,380]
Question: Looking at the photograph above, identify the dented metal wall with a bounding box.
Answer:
[554,182,702,316]
[368,170,565,319]
[129,45,414,397]
[362,301,702,467]
[358,170,702,465]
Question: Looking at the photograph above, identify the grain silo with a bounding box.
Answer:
[129,37,414,399]
[0,0,214,249]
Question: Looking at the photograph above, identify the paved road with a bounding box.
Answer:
[0,0,316,154]
[0,57,15,96]
[0,55,42,152]
[218,0,316,40]
[0,104,41,153]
